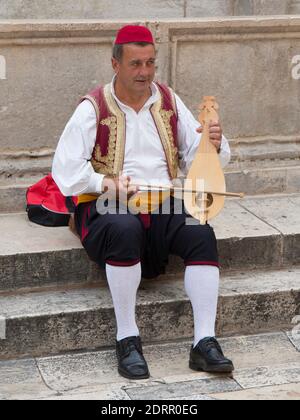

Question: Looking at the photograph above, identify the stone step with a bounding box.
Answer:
[1,193,299,293]
[1,331,299,400]
[0,267,299,360]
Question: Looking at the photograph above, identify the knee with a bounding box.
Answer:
[200,225,217,244]
[189,224,217,245]
[109,216,144,244]
[186,224,218,258]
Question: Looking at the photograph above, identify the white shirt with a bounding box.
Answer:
[52,79,231,196]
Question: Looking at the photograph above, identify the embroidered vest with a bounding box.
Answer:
[78,82,179,204]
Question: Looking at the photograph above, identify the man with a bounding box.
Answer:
[52,25,234,380]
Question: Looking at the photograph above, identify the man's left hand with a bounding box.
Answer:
[196,121,222,152]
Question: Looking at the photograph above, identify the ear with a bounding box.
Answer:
[111,57,119,74]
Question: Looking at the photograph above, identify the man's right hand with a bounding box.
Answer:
[101,174,139,200]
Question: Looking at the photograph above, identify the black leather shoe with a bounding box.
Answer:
[116,336,150,380]
[189,337,234,373]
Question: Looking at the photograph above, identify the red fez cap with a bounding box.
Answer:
[115,25,154,45]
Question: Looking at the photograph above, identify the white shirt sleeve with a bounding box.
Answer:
[52,100,105,197]
[175,93,231,175]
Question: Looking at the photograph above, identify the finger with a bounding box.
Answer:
[121,176,131,188]
[196,126,203,133]
[209,121,220,127]
[211,135,222,141]
[127,186,139,197]
[209,127,222,134]
[209,125,221,132]
[211,133,221,139]
[120,174,130,183]
[119,180,128,190]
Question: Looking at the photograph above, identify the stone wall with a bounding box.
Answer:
[0,0,298,20]
[0,17,300,193]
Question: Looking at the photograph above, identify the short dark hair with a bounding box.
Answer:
[112,42,154,62]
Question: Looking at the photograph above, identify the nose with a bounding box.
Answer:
[139,63,152,78]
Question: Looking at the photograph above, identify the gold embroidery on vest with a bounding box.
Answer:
[90,115,118,175]
[160,109,179,178]
[89,84,126,177]
[151,94,178,179]
[104,84,126,175]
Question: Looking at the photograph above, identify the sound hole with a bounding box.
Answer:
[196,193,214,209]
[206,193,213,208]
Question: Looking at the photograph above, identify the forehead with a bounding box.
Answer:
[122,44,156,61]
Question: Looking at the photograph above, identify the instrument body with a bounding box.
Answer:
[184,96,226,224]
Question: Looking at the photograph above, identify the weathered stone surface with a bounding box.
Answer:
[218,332,300,369]
[0,42,113,151]
[234,363,300,389]
[211,382,300,400]
[174,31,300,142]
[226,168,287,196]
[0,358,55,400]
[217,269,300,336]
[38,385,131,400]
[186,0,233,17]
[211,200,282,270]
[234,0,253,15]
[0,213,106,291]
[234,0,289,16]
[0,0,185,19]
[0,332,290,399]
[0,185,28,213]
[0,0,293,19]
[287,329,300,352]
[38,349,134,392]
[290,0,300,14]
[37,332,299,393]
[240,195,300,236]
[287,166,300,193]
[0,270,299,359]
[240,195,300,265]
[124,377,240,400]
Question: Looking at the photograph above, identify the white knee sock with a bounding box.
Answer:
[106,263,141,341]
[184,265,220,347]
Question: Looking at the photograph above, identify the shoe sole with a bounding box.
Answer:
[118,368,150,380]
[189,361,234,374]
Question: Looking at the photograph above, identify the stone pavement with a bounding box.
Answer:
[0,331,299,400]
